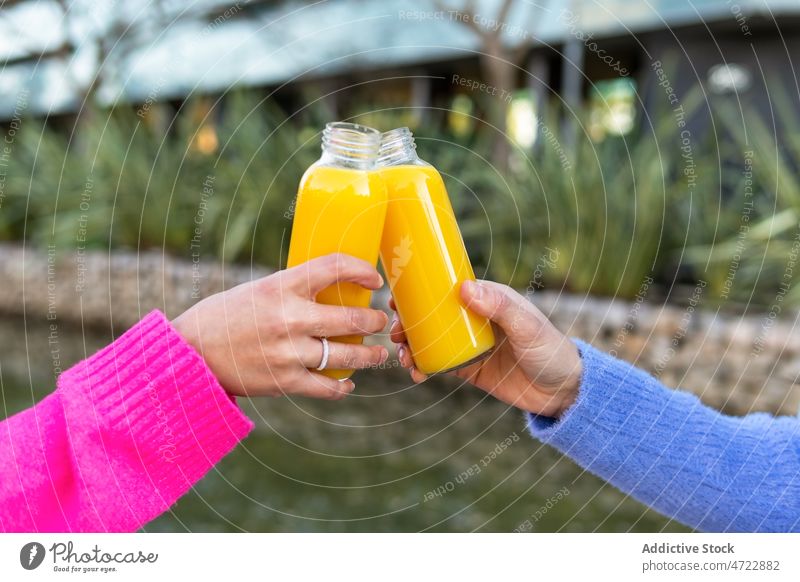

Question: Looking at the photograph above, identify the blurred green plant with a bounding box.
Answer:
[1,91,316,267]
[2,83,799,308]
[681,86,800,307]
[471,104,675,297]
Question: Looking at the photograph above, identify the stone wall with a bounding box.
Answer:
[0,244,269,329]
[533,292,800,417]
[1,243,798,416]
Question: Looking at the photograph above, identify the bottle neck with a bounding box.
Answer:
[319,122,380,170]
[378,127,420,167]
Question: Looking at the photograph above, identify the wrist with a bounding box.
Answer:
[552,344,583,417]
[555,372,580,417]
[172,310,200,354]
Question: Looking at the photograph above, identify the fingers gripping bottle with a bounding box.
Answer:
[287,122,388,379]
[377,127,495,374]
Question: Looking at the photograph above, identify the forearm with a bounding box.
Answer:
[527,340,800,532]
[0,310,253,532]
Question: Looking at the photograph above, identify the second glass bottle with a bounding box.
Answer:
[377,127,495,374]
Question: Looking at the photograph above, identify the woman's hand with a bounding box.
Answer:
[390,280,582,417]
[173,253,389,400]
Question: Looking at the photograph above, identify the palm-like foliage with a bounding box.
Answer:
[3,82,800,307]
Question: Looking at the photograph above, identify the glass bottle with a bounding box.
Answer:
[287,122,388,379]
[377,127,495,374]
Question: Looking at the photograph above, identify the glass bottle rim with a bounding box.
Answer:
[321,122,380,169]
[378,126,419,167]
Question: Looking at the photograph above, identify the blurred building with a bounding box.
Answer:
[1,0,799,143]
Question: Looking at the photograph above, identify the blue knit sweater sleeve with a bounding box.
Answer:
[527,339,800,532]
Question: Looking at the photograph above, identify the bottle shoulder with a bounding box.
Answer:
[299,161,385,198]
[307,158,375,171]
[378,157,431,169]
[377,161,441,180]
[302,160,374,178]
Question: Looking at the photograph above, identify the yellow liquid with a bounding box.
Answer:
[379,164,495,375]
[287,165,388,379]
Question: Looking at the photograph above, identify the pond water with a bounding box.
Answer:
[0,317,688,533]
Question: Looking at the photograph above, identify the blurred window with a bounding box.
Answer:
[588,78,637,141]
[507,91,537,148]
[707,63,752,95]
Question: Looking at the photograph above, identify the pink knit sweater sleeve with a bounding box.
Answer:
[0,310,254,532]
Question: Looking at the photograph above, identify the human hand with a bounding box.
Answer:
[389,280,582,417]
[173,253,389,400]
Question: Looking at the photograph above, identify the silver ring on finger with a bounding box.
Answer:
[316,337,330,371]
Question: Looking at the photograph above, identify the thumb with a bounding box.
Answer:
[461,280,522,330]
[462,280,549,343]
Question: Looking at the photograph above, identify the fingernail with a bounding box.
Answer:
[464,280,482,301]
[397,345,407,365]
[342,379,355,392]
[377,273,384,287]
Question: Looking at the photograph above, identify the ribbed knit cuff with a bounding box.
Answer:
[59,310,254,520]
[526,337,713,459]
[526,339,660,455]
[524,340,800,533]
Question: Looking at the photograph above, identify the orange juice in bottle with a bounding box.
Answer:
[287,122,387,379]
[377,127,495,375]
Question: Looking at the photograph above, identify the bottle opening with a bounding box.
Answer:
[321,122,381,169]
[378,127,418,167]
